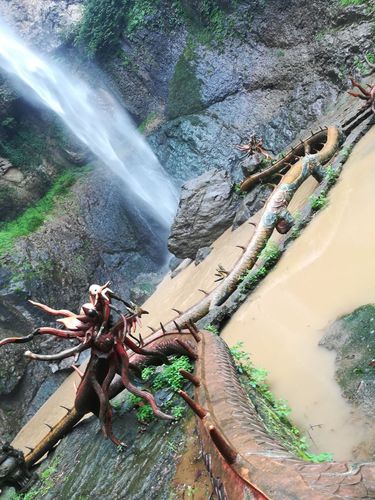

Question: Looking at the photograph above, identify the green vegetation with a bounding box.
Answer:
[290,227,301,239]
[12,457,60,499]
[339,0,368,6]
[234,182,246,196]
[75,0,245,60]
[239,265,268,294]
[338,0,375,17]
[310,193,328,211]
[75,0,127,58]
[205,324,219,335]
[324,165,339,187]
[0,170,78,256]
[128,394,155,423]
[126,0,157,34]
[0,128,48,171]
[150,355,193,391]
[127,355,193,423]
[290,210,302,239]
[340,146,352,162]
[173,0,244,46]
[353,52,375,73]
[167,47,203,119]
[239,242,281,294]
[259,241,281,267]
[138,112,159,134]
[230,343,333,463]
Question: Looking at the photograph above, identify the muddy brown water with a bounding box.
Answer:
[13,128,375,463]
[221,127,375,461]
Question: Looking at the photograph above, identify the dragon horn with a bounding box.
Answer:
[178,390,207,419]
[179,369,200,387]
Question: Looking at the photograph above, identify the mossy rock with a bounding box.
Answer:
[167,50,203,119]
[320,304,375,417]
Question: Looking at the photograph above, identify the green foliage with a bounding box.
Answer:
[0,128,47,171]
[126,0,157,34]
[259,241,281,267]
[230,343,333,463]
[141,366,155,381]
[325,165,339,187]
[0,170,77,256]
[205,324,219,335]
[171,405,185,419]
[127,394,154,422]
[167,47,203,119]
[340,146,352,162]
[1,116,16,129]
[128,356,193,423]
[239,242,281,295]
[310,193,328,211]
[234,182,246,196]
[75,0,127,58]
[339,0,368,6]
[152,355,193,392]
[136,403,155,422]
[174,0,242,46]
[239,265,268,294]
[290,227,301,239]
[290,210,302,239]
[138,112,159,134]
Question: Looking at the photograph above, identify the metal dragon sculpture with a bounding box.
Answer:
[1,78,375,497]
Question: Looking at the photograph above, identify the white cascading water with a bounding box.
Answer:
[0,20,178,231]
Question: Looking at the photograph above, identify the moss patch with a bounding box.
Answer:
[167,48,203,119]
[0,168,89,257]
[320,304,375,411]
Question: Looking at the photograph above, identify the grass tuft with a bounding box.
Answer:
[0,170,80,256]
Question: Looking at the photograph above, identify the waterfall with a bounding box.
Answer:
[0,20,178,231]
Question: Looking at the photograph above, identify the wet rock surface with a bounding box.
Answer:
[2,393,210,500]
[0,0,83,52]
[320,304,375,421]
[232,184,273,230]
[168,169,239,259]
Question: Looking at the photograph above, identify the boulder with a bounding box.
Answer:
[233,184,273,229]
[168,169,239,259]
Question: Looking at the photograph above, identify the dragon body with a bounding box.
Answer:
[2,84,375,496]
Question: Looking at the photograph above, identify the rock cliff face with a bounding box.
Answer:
[0,0,373,495]
[0,0,83,51]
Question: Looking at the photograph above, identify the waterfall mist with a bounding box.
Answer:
[0,20,178,244]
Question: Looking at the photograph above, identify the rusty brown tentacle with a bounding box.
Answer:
[28,300,76,317]
[115,341,173,421]
[0,332,36,346]
[24,342,89,361]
